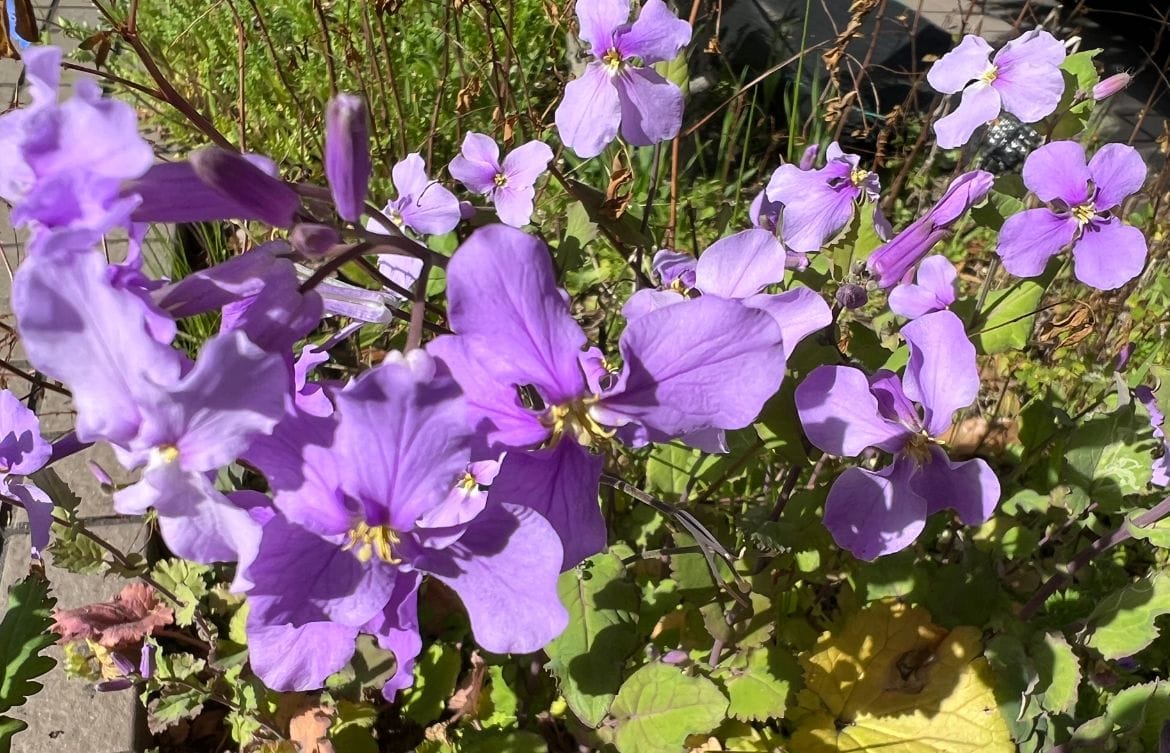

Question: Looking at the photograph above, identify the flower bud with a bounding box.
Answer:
[325,94,371,222]
[836,283,868,310]
[1092,72,1132,101]
[188,147,300,227]
[290,223,341,257]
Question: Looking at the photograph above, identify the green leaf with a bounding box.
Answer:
[1086,571,1170,660]
[968,175,1026,232]
[150,559,211,626]
[1050,50,1101,140]
[146,652,209,734]
[0,716,28,753]
[610,663,728,753]
[0,571,57,716]
[46,522,108,575]
[400,642,462,725]
[556,200,598,275]
[646,443,705,497]
[545,552,640,728]
[828,202,884,278]
[972,278,1047,355]
[653,51,689,92]
[713,647,800,722]
[1064,402,1154,514]
[1072,681,1170,749]
[458,729,548,753]
[1126,514,1170,548]
[1032,633,1080,715]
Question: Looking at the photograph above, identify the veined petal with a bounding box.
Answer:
[994,61,1065,122]
[901,310,978,437]
[621,288,685,320]
[913,446,1000,526]
[823,458,928,560]
[694,229,787,298]
[1071,218,1147,290]
[926,34,994,93]
[417,503,568,654]
[614,66,684,147]
[0,390,50,475]
[615,0,692,64]
[449,132,502,194]
[364,571,423,699]
[742,287,832,358]
[245,620,358,692]
[1088,143,1147,211]
[555,63,622,159]
[933,82,1000,149]
[1022,141,1091,205]
[576,0,630,55]
[397,181,461,236]
[996,208,1077,278]
[493,185,537,228]
[391,153,432,199]
[766,163,856,253]
[795,365,911,456]
[502,139,554,188]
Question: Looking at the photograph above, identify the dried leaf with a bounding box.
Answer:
[51,582,174,648]
[289,705,336,753]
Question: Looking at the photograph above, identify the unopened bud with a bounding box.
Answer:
[1092,72,1132,101]
[836,283,868,310]
[290,223,341,257]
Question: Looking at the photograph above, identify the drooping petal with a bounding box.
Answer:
[488,444,605,570]
[245,620,358,692]
[823,458,928,561]
[492,185,538,228]
[1088,142,1147,211]
[932,81,1001,149]
[866,218,943,289]
[867,370,922,430]
[996,208,1077,278]
[448,132,502,195]
[613,66,684,147]
[501,139,554,188]
[1021,140,1091,205]
[0,390,50,475]
[694,229,787,298]
[555,63,622,159]
[325,94,371,222]
[795,365,911,456]
[913,446,1000,526]
[615,0,692,64]
[153,244,285,319]
[7,481,53,553]
[417,503,568,653]
[766,163,856,253]
[621,288,684,320]
[599,297,786,440]
[926,34,994,93]
[1071,218,1147,290]
[444,225,587,402]
[915,255,958,304]
[334,350,470,533]
[889,281,946,319]
[12,245,185,445]
[742,287,832,358]
[928,169,994,227]
[576,0,630,55]
[363,571,423,699]
[901,310,978,437]
[653,249,697,288]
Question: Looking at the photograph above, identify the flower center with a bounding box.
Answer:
[341,521,401,564]
[602,48,624,74]
[458,471,479,492]
[388,208,404,227]
[979,66,999,84]
[1071,201,1097,225]
[903,433,935,465]
[155,444,180,464]
[849,167,871,188]
[493,172,508,188]
[544,398,613,449]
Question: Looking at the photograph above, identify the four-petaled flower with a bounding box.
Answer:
[449,133,553,227]
[795,310,1000,560]
[997,140,1148,290]
[927,30,1067,149]
[377,154,462,236]
[555,0,692,158]
[0,390,53,555]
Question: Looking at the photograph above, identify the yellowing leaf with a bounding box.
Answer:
[790,600,1012,752]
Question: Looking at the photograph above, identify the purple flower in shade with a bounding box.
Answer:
[888,256,958,319]
[997,141,1148,290]
[448,133,553,227]
[241,351,567,698]
[867,170,993,289]
[554,0,692,158]
[927,30,1067,149]
[1135,386,1169,488]
[325,94,372,223]
[795,310,1000,559]
[764,142,891,254]
[377,154,461,236]
[0,390,54,554]
[0,46,154,232]
[429,225,790,567]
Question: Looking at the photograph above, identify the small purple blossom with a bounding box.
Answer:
[795,310,1000,559]
[0,390,53,554]
[449,133,553,227]
[927,30,1067,149]
[888,256,958,319]
[1135,386,1169,488]
[868,170,993,289]
[378,154,461,236]
[997,141,1147,290]
[764,142,890,254]
[555,0,692,158]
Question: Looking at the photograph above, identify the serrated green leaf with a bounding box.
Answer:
[1073,681,1170,749]
[0,715,28,753]
[400,642,462,725]
[714,646,799,722]
[610,663,728,753]
[150,559,211,626]
[546,552,640,728]
[0,572,57,716]
[1032,632,1080,715]
[1087,571,1170,660]
[46,522,108,575]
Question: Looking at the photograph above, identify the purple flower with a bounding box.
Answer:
[0,390,53,553]
[429,225,789,567]
[1135,386,1169,488]
[241,351,568,698]
[927,30,1067,149]
[325,94,372,223]
[377,154,461,236]
[997,141,1147,290]
[764,142,890,254]
[554,0,692,158]
[888,256,958,319]
[0,46,154,232]
[868,170,993,288]
[795,310,1000,559]
[449,133,553,227]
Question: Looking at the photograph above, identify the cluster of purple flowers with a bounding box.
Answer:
[0,3,1156,699]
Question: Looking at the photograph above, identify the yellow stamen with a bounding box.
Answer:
[544,398,614,449]
[493,172,508,188]
[903,433,935,465]
[458,471,478,491]
[849,167,871,188]
[980,66,999,84]
[602,48,624,73]
[1071,202,1097,225]
[157,444,180,464]
[341,521,401,564]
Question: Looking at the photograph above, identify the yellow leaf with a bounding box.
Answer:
[790,600,1012,752]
